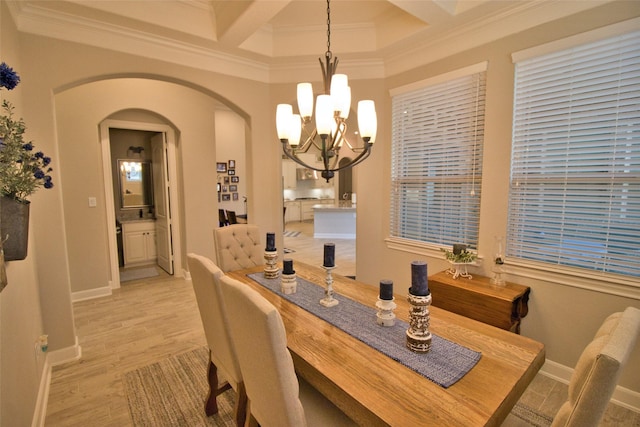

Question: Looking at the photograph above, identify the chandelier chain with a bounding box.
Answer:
[326,0,331,56]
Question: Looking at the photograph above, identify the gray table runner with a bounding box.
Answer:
[248,273,481,388]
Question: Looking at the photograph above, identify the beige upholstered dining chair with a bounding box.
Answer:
[219,275,357,427]
[213,224,263,272]
[187,253,247,426]
[551,306,640,427]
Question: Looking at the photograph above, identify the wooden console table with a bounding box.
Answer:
[428,271,530,334]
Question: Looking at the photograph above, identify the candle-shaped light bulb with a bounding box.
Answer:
[410,261,429,296]
[379,280,394,300]
[323,243,335,268]
[276,104,293,140]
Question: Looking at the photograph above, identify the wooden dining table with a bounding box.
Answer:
[227,262,545,427]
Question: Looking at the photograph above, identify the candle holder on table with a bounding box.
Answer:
[406,292,432,353]
[319,265,339,307]
[406,261,431,353]
[264,250,279,279]
[280,258,297,294]
[376,298,397,326]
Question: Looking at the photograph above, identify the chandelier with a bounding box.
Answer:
[276,0,377,182]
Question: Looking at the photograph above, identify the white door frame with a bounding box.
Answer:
[99,119,183,289]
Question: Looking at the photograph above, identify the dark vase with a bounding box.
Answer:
[0,196,30,261]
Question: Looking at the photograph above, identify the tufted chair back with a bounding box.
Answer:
[551,306,640,427]
[213,224,264,272]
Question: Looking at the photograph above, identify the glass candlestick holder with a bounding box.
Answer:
[491,236,505,286]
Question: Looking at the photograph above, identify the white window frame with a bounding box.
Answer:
[387,63,487,258]
[507,25,640,293]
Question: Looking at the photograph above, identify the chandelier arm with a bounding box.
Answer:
[282,144,318,171]
[325,143,373,172]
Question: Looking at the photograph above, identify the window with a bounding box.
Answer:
[390,64,486,250]
[508,30,640,280]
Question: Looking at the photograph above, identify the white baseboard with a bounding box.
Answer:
[31,357,51,427]
[71,285,112,302]
[540,359,640,413]
[31,337,82,427]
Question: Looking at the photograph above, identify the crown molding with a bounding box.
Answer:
[8,0,616,84]
[384,0,614,77]
[10,1,271,83]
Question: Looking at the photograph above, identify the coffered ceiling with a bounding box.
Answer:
[7,0,612,82]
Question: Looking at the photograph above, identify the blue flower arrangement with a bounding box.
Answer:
[0,62,54,203]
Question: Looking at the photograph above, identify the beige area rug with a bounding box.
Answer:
[125,347,551,427]
[124,347,236,426]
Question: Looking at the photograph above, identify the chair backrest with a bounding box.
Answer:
[551,306,640,427]
[186,253,242,386]
[219,275,307,427]
[213,224,263,272]
[218,209,228,227]
[226,210,238,224]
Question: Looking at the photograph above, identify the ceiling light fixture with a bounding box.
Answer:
[276,0,377,182]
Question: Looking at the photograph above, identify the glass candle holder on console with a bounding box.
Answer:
[491,236,506,286]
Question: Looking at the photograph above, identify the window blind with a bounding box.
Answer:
[508,30,640,279]
[391,71,486,249]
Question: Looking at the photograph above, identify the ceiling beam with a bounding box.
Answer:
[214,0,292,46]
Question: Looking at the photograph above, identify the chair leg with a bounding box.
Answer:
[205,359,220,416]
[235,381,248,427]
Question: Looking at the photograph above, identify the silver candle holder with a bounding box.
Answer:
[319,265,339,307]
[406,292,432,353]
[376,298,397,326]
[263,250,279,279]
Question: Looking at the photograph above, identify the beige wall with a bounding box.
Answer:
[0,3,50,425]
[2,1,640,424]
[356,2,640,393]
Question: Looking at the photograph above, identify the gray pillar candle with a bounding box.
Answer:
[410,261,429,296]
[266,232,276,251]
[453,244,466,255]
[323,243,335,267]
[379,280,394,300]
[283,258,295,275]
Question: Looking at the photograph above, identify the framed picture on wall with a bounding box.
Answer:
[222,194,231,201]
[231,176,239,183]
[233,193,239,201]
[217,183,221,192]
[224,176,230,184]
[222,185,228,192]
[216,162,227,173]
[229,159,236,169]
[228,169,236,176]
[229,184,237,192]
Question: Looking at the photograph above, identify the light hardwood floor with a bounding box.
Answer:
[44,221,638,426]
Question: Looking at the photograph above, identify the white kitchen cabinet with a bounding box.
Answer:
[284,201,301,223]
[123,220,157,266]
[301,199,334,221]
[282,160,297,189]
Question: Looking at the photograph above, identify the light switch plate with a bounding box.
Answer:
[88,197,97,207]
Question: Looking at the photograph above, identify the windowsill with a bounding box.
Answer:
[385,237,640,300]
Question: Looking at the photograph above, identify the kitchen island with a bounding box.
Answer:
[313,204,356,238]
